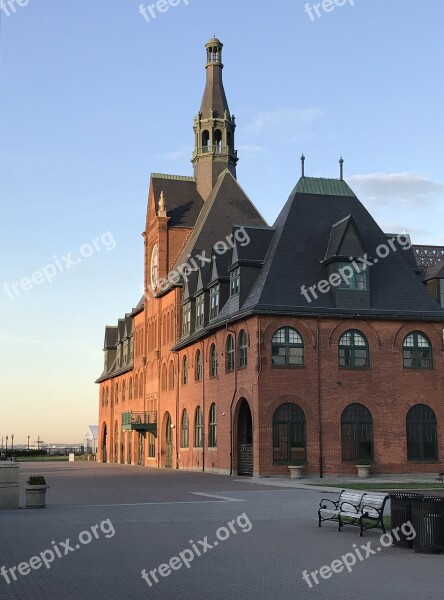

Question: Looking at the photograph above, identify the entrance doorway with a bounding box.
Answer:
[162,412,173,468]
[237,399,253,476]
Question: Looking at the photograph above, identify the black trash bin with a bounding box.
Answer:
[411,496,444,554]
[390,492,424,547]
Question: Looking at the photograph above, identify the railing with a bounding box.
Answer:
[122,411,157,428]
[195,146,237,157]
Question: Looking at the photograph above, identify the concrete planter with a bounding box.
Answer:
[25,485,48,509]
[356,465,371,479]
[288,465,304,480]
[0,463,20,509]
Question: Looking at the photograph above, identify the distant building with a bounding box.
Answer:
[96,38,444,477]
[84,426,98,455]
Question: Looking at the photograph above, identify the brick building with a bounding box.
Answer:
[96,38,444,476]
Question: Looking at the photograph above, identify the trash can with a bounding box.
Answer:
[390,492,424,547]
[411,496,444,554]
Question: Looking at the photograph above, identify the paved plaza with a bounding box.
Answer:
[1,463,443,599]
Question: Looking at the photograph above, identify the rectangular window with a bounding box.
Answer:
[209,285,220,320]
[182,303,191,336]
[148,434,155,458]
[337,262,368,291]
[195,294,204,329]
[440,279,444,309]
[230,267,240,297]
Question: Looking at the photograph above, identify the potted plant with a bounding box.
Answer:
[356,465,371,479]
[25,475,48,508]
[288,461,304,480]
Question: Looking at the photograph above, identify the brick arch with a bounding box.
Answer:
[266,394,315,424]
[204,334,219,363]
[262,318,316,349]
[328,321,382,350]
[392,324,443,352]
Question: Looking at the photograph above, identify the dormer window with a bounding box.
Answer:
[440,279,444,308]
[195,294,204,329]
[337,262,368,291]
[182,303,191,336]
[230,267,240,296]
[210,285,220,319]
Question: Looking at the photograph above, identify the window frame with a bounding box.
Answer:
[341,403,374,462]
[210,344,218,377]
[209,285,220,320]
[271,327,304,367]
[208,403,217,448]
[182,356,188,385]
[403,331,433,369]
[406,404,438,462]
[339,330,370,369]
[337,261,368,291]
[230,267,240,297]
[195,350,202,381]
[272,403,306,465]
[182,303,191,337]
[195,293,205,329]
[181,409,189,449]
[239,329,248,368]
[194,406,203,448]
[226,335,235,372]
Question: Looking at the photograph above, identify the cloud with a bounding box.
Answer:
[348,173,444,206]
[245,108,325,135]
[154,150,188,161]
[237,144,265,157]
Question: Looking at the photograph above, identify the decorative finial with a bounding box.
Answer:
[301,153,305,178]
[339,157,344,181]
[158,191,167,217]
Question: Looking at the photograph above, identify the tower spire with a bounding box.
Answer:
[192,38,238,200]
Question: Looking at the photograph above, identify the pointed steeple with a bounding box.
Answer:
[192,38,238,200]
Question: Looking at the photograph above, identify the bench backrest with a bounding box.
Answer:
[339,490,366,512]
[358,492,389,518]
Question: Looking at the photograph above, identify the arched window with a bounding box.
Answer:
[181,410,189,448]
[161,364,167,390]
[403,332,433,369]
[194,406,203,447]
[168,361,174,389]
[195,350,202,381]
[215,129,222,152]
[101,389,105,407]
[135,374,139,398]
[272,327,304,366]
[202,130,210,151]
[105,387,109,406]
[226,335,235,372]
[341,404,373,461]
[406,404,438,461]
[114,421,119,464]
[129,378,133,400]
[115,383,119,404]
[339,330,369,368]
[227,131,232,151]
[139,374,144,398]
[182,356,188,385]
[209,403,217,448]
[239,330,248,368]
[272,403,306,464]
[210,344,218,377]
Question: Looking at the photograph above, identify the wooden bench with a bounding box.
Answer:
[318,490,389,537]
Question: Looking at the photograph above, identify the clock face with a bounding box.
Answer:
[150,245,159,289]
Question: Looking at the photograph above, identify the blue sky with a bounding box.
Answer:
[1,0,443,444]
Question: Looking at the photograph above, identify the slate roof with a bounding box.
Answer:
[151,174,203,228]
[423,260,444,281]
[239,177,444,319]
[172,170,267,273]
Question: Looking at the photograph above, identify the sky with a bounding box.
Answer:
[0,0,443,445]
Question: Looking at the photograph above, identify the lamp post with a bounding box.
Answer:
[28,435,30,451]
[11,434,14,453]
[1,436,3,451]
[5,435,8,455]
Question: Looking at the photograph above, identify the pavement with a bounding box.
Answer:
[0,462,443,600]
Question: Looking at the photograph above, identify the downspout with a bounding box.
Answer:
[172,348,180,470]
[201,340,205,472]
[227,322,237,476]
[317,318,324,478]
